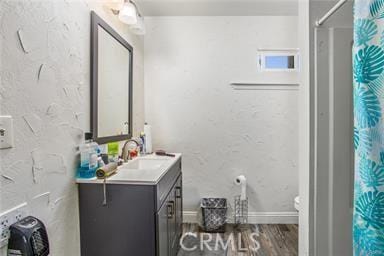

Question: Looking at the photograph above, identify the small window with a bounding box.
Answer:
[258,50,299,71]
[265,56,295,69]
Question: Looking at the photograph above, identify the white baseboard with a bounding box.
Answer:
[246,212,299,224]
[183,211,200,223]
[183,211,298,224]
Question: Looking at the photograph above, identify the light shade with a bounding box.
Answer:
[118,2,137,25]
[130,15,145,35]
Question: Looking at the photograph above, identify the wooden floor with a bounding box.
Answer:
[180,223,298,256]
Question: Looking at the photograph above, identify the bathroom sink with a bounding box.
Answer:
[76,153,181,184]
[123,158,169,170]
[108,156,175,184]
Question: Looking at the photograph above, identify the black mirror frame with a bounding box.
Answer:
[91,11,133,144]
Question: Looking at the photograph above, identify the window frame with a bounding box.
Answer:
[257,49,299,72]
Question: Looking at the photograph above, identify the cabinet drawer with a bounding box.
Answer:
[156,158,181,211]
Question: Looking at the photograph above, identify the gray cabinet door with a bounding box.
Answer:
[157,200,169,256]
[169,174,183,256]
[157,173,183,256]
[175,175,183,240]
[168,189,177,256]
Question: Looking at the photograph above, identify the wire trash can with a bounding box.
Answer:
[201,198,227,232]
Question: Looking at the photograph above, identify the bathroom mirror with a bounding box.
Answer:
[91,11,133,144]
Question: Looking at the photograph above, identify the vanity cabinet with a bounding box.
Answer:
[78,158,182,256]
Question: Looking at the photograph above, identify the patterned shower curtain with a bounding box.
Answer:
[354,0,384,255]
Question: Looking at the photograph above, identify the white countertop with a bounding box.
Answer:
[76,153,182,185]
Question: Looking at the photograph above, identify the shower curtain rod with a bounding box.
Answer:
[315,0,348,27]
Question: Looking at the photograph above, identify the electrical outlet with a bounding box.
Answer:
[0,203,28,248]
[0,215,10,241]
[0,116,14,149]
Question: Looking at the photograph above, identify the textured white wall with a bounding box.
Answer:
[144,16,299,218]
[0,0,144,255]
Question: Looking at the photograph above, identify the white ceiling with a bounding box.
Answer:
[137,0,298,16]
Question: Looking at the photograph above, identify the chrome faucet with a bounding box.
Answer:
[121,138,141,162]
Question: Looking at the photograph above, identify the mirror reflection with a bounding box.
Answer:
[97,26,130,137]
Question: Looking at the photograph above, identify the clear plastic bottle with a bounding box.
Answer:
[89,141,99,169]
[80,133,99,169]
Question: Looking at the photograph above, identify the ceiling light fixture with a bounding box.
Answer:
[106,0,146,35]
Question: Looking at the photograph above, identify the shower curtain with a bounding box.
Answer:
[354,0,384,255]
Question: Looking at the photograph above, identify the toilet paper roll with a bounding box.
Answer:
[144,123,153,154]
[234,175,247,201]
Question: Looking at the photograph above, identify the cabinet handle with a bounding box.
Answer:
[175,186,182,199]
[167,204,172,219]
[170,201,175,215]
[167,201,175,219]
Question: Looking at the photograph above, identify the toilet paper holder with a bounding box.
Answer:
[234,175,248,224]
[234,195,248,224]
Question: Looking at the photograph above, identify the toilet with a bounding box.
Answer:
[294,196,300,211]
